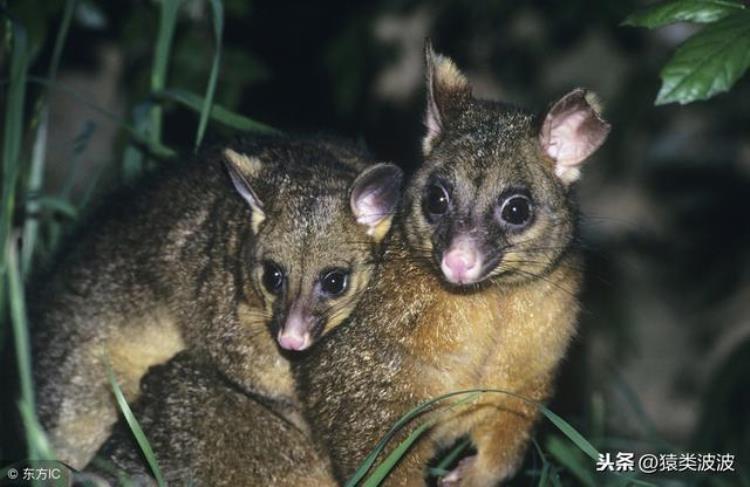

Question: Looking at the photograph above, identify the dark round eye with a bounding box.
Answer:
[261,261,284,295]
[500,195,533,227]
[423,183,450,217]
[320,269,349,296]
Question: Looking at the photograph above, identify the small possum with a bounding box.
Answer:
[293,44,610,486]
[30,135,402,468]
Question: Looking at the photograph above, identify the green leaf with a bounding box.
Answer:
[154,88,281,135]
[656,11,750,104]
[623,0,745,29]
[107,364,166,487]
[195,0,224,152]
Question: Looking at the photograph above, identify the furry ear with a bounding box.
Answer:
[223,148,266,233]
[539,88,611,185]
[423,40,472,156]
[350,163,404,242]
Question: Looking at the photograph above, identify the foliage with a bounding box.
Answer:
[1,0,748,485]
[625,0,750,104]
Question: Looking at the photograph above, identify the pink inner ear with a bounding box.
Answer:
[354,191,382,227]
[425,111,442,143]
[544,110,591,168]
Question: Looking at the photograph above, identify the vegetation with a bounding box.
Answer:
[2,0,748,485]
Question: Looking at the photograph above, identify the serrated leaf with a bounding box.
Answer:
[656,11,750,104]
[623,0,745,29]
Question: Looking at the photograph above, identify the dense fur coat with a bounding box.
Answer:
[294,46,609,486]
[31,135,401,469]
[87,350,336,487]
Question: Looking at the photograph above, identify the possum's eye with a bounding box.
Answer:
[498,194,533,228]
[320,268,349,297]
[423,182,450,220]
[262,261,285,295]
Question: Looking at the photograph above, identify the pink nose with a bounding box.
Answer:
[278,329,310,351]
[440,241,481,284]
[277,306,315,351]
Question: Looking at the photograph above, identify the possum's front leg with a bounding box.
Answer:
[452,398,538,487]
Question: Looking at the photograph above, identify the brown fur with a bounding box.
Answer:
[294,45,608,486]
[30,135,400,468]
[87,349,336,487]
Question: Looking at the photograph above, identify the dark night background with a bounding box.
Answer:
[1,0,749,485]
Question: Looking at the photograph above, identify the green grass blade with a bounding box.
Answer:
[361,393,481,486]
[19,76,177,158]
[429,437,472,477]
[154,88,281,135]
[1,13,29,278]
[22,109,49,277]
[194,0,224,152]
[344,389,481,487]
[7,238,55,461]
[362,421,434,487]
[20,0,77,277]
[531,438,551,487]
[27,195,78,219]
[122,102,153,182]
[17,400,56,461]
[546,435,597,487]
[538,406,599,461]
[106,363,166,487]
[348,388,607,487]
[150,0,182,146]
[7,238,35,414]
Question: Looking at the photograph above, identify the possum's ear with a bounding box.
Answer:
[350,163,404,243]
[423,40,472,156]
[224,148,266,233]
[539,88,611,185]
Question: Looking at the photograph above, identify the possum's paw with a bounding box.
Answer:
[437,455,476,487]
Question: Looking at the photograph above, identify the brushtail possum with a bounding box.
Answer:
[293,44,610,486]
[30,135,402,468]
[86,349,337,487]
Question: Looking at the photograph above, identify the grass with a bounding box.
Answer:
[1,1,741,486]
[106,364,165,487]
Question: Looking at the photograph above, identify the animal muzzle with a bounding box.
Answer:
[440,236,484,285]
[277,305,319,351]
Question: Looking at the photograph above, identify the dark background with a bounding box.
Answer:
[2,0,749,484]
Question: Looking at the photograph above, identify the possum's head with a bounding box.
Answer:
[225,145,402,351]
[403,43,610,287]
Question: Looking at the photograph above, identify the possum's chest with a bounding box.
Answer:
[416,270,581,396]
